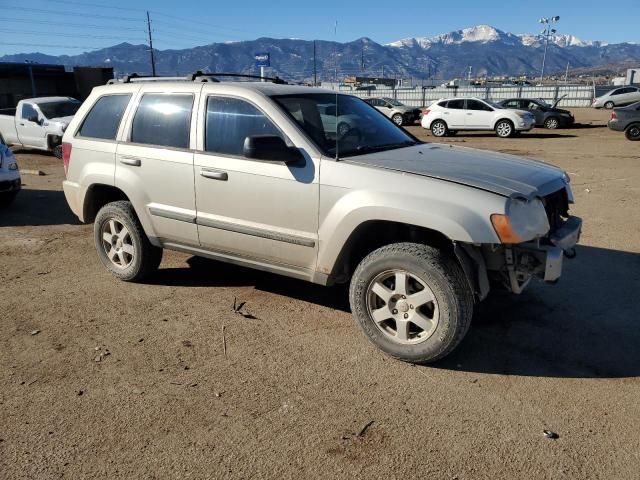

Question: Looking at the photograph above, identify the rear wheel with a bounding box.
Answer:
[94,201,162,282]
[53,144,63,159]
[392,113,404,126]
[544,117,560,129]
[495,119,514,138]
[430,120,448,137]
[349,242,474,364]
[625,124,640,141]
[604,101,615,109]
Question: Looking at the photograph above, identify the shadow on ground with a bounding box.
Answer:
[151,245,639,379]
[0,188,80,227]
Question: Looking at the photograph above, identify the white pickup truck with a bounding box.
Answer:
[0,97,81,157]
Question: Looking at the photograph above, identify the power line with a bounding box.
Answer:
[3,42,106,50]
[4,5,142,22]
[2,17,144,31]
[0,28,146,42]
[35,0,146,12]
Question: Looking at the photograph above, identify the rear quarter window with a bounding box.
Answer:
[78,94,131,140]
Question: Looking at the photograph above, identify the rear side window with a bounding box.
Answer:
[205,97,282,156]
[78,94,131,140]
[131,94,193,149]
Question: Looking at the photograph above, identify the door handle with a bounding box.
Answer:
[200,169,228,181]
[119,157,142,167]
[19,123,25,126]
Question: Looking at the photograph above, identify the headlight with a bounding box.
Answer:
[491,196,550,244]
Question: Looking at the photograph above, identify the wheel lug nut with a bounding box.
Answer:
[392,309,398,314]
[401,295,406,299]
[403,313,409,319]
[410,305,414,309]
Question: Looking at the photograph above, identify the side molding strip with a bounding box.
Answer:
[197,217,316,248]
[149,206,196,224]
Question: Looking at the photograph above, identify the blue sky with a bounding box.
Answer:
[1,0,639,56]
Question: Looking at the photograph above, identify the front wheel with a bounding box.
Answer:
[94,201,162,282]
[430,120,448,137]
[495,119,514,138]
[349,243,474,364]
[625,124,640,141]
[604,101,615,109]
[392,113,404,126]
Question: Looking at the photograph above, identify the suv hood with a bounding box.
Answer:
[344,143,566,197]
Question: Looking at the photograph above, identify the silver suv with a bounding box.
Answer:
[62,75,581,364]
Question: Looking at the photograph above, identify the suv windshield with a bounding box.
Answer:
[272,93,419,158]
[38,100,81,119]
[382,97,403,107]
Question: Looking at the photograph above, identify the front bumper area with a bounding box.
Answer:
[0,177,21,193]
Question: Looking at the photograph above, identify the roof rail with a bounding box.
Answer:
[106,71,288,85]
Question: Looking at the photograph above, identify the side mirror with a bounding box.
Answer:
[243,135,304,165]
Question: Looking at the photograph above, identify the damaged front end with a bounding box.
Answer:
[457,182,582,298]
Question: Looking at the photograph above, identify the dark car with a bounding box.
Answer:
[499,98,574,129]
[608,101,640,141]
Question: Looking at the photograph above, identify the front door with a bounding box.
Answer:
[193,95,319,271]
[16,103,46,148]
[444,99,466,128]
[464,99,495,128]
[115,87,200,247]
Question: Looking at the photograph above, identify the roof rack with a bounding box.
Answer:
[107,71,288,85]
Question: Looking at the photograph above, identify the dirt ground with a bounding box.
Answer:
[1,109,639,479]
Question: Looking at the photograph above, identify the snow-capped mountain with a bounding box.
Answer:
[1,25,637,81]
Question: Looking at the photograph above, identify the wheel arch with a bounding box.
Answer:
[83,183,131,223]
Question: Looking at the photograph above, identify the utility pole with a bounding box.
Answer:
[564,61,570,84]
[313,40,317,86]
[146,11,156,76]
[467,65,472,82]
[361,40,365,72]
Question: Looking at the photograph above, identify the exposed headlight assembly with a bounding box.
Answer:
[491,196,550,244]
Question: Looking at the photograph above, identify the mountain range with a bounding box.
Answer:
[1,25,638,81]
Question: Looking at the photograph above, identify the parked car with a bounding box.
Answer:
[0,143,21,206]
[318,104,360,137]
[0,97,80,158]
[421,97,536,138]
[363,97,422,126]
[607,101,640,141]
[62,78,580,364]
[499,98,574,129]
[592,86,640,109]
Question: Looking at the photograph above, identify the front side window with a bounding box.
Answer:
[272,93,418,158]
[131,94,193,149]
[78,94,131,140]
[205,96,281,156]
[21,103,38,121]
[467,100,493,111]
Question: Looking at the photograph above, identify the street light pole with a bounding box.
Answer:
[538,16,560,83]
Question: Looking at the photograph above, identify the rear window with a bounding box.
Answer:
[78,94,131,140]
[131,94,193,149]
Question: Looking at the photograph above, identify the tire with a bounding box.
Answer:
[625,124,640,141]
[392,113,404,127]
[495,119,514,138]
[430,120,448,137]
[544,117,560,129]
[349,242,474,364]
[94,201,162,282]
[53,144,62,159]
[604,101,615,110]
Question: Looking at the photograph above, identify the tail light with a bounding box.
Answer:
[610,111,617,120]
[62,142,72,176]
[422,108,431,116]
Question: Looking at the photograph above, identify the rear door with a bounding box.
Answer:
[524,100,545,125]
[444,99,466,128]
[464,99,495,128]
[16,103,45,148]
[115,84,201,247]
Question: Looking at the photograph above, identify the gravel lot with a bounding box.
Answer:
[1,108,639,479]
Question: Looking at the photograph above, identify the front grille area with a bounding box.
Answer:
[542,188,569,232]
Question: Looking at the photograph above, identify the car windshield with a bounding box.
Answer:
[271,93,419,158]
[382,97,403,107]
[38,100,80,119]
[484,100,504,109]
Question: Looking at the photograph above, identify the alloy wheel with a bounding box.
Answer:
[366,269,439,345]
[101,218,135,269]
[496,121,512,137]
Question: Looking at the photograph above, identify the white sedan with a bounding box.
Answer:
[421,97,536,138]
